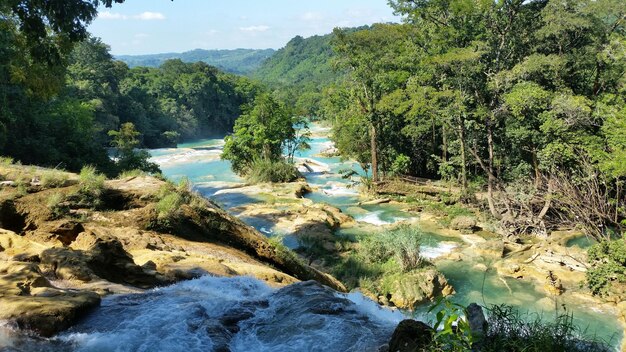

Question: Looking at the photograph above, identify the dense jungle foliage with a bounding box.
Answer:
[0,1,261,175]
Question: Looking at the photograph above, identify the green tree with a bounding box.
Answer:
[108,122,160,174]
[222,93,307,176]
[332,24,415,182]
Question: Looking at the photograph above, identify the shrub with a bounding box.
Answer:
[245,158,300,183]
[480,304,610,352]
[155,191,184,220]
[152,180,194,228]
[586,238,626,296]
[0,156,14,166]
[47,192,69,219]
[40,169,69,188]
[391,153,411,176]
[77,166,106,207]
[422,301,611,352]
[361,225,423,272]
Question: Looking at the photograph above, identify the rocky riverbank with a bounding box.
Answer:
[0,164,344,336]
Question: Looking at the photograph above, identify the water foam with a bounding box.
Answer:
[420,242,458,260]
[0,277,404,352]
[355,211,406,226]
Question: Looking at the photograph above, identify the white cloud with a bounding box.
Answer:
[99,11,128,20]
[206,29,219,36]
[134,12,166,20]
[98,11,165,21]
[300,12,324,22]
[134,33,150,39]
[239,25,270,32]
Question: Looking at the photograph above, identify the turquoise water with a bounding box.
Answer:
[149,124,623,349]
[431,260,621,345]
[566,235,598,249]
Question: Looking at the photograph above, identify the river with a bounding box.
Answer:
[150,123,623,348]
[2,123,622,351]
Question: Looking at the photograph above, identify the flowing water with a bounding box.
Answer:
[2,123,622,350]
[147,123,622,348]
[1,277,404,352]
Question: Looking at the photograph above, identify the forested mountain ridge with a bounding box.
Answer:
[116,48,275,75]
[251,31,348,116]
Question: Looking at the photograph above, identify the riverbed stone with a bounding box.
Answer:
[450,216,479,232]
[0,261,100,337]
[387,269,454,310]
[388,319,433,352]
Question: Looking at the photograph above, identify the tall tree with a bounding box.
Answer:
[332,24,415,182]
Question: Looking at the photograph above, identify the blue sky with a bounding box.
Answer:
[88,0,401,55]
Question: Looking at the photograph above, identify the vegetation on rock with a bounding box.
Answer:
[222,93,309,183]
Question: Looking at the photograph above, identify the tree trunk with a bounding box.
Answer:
[459,122,468,191]
[442,125,448,163]
[532,148,541,189]
[486,116,501,219]
[370,123,378,182]
[537,176,553,220]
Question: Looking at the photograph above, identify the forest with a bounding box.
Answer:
[1,0,626,351]
[254,1,626,241]
[1,0,624,237]
[0,2,261,175]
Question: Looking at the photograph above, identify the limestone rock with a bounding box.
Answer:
[388,319,433,352]
[35,219,85,246]
[40,231,166,288]
[388,270,454,310]
[359,198,391,206]
[475,239,504,258]
[450,216,479,232]
[0,261,100,337]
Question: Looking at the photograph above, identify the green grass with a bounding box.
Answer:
[478,304,612,352]
[245,158,300,183]
[74,166,106,208]
[46,192,69,219]
[40,169,69,188]
[361,225,424,272]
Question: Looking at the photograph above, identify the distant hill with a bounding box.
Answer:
[116,48,275,75]
[251,27,368,115]
[252,34,338,89]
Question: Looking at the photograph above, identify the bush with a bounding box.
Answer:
[152,179,194,228]
[391,153,411,176]
[0,156,14,166]
[361,225,423,272]
[586,238,626,296]
[47,193,68,219]
[76,166,106,207]
[40,169,69,188]
[423,301,611,352]
[480,304,610,352]
[245,158,300,183]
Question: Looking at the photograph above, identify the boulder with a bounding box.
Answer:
[450,216,479,232]
[387,270,454,310]
[35,219,85,246]
[466,303,487,340]
[40,231,166,288]
[388,319,433,352]
[0,261,100,337]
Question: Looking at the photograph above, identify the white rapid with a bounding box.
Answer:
[1,277,404,352]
